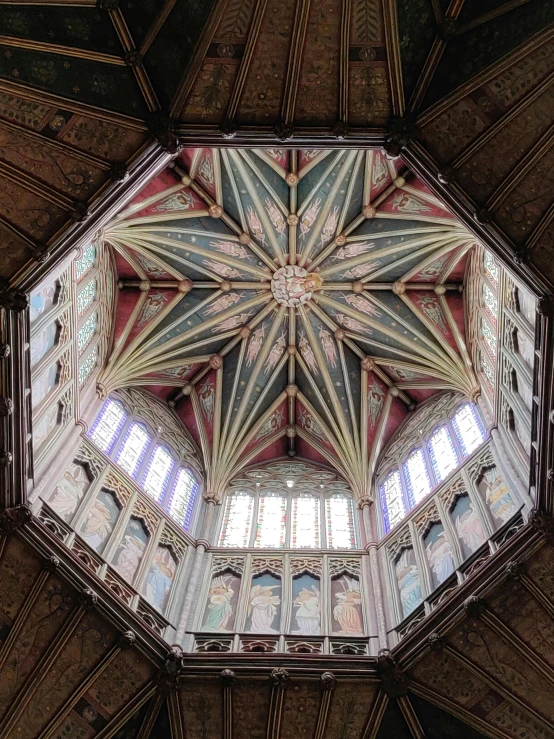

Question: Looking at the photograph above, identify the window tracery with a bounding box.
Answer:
[88,395,201,531]
[218,463,357,549]
[378,397,486,534]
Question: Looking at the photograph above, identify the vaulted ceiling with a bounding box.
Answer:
[0,519,552,739]
[101,147,476,496]
[0,0,552,291]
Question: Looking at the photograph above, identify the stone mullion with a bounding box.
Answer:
[443,643,554,736]
[0,597,90,737]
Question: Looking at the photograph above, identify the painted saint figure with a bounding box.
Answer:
[482,467,517,523]
[49,462,90,521]
[80,492,118,552]
[145,548,176,612]
[202,575,236,631]
[333,576,363,635]
[248,584,281,633]
[292,585,321,635]
[454,500,486,553]
[395,550,422,618]
[425,529,455,585]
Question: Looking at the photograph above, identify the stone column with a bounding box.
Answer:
[359,496,388,650]
[175,495,218,645]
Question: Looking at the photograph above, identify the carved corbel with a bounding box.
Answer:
[463,595,487,618]
[0,504,32,535]
[384,117,419,158]
[0,279,28,311]
[157,646,185,695]
[376,649,409,698]
[147,111,182,155]
[529,508,554,542]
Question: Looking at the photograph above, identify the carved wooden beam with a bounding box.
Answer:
[266,668,289,739]
[313,672,336,739]
[95,682,157,739]
[397,695,425,739]
[220,669,236,739]
[135,694,165,739]
[361,689,388,739]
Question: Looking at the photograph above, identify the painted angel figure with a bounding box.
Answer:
[342,261,379,280]
[137,292,169,328]
[145,549,175,611]
[264,332,286,374]
[202,576,235,631]
[293,586,321,635]
[483,468,517,523]
[331,241,374,261]
[154,190,194,213]
[197,155,214,186]
[300,410,326,442]
[332,312,372,335]
[426,531,455,584]
[333,577,363,635]
[246,324,266,367]
[319,326,337,368]
[416,295,447,333]
[298,333,319,375]
[418,257,447,279]
[391,192,431,214]
[455,502,486,553]
[320,206,340,247]
[255,409,284,440]
[299,197,322,239]
[247,206,266,246]
[113,533,146,584]
[138,256,167,278]
[248,585,280,633]
[199,381,215,421]
[395,551,422,618]
[212,312,253,333]
[49,463,89,520]
[202,260,242,279]
[81,497,114,551]
[344,293,381,318]
[210,239,250,260]
[264,198,286,235]
[204,292,243,316]
[368,380,385,429]
[372,154,388,187]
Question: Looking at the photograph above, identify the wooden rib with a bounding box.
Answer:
[382,0,405,116]
[528,200,554,251]
[109,9,160,112]
[170,0,229,117]
[266,677,287,739]
[409,681,512,739]
[0,153,76,210]
[94,683,157,739]
[0,603,86,737]
[0,569,49,671]
[0,77,147,128]
[139,0,177,55]
[486,122,554,210]
[408,36,444,113]
[397,695,425,739]
[313,680,335,739]
[443,644,554,735]
[0,211,39,250]
[167,689,185,739]
[39,644,123,739]
[455,0,531,35]
[518,571,554,620]
[0,0,94,4]
[0,35,125,64]
[418,25,554,126]
[225,0,270,120]
[361,689,389,739]
[136,694,165,739]
[281,0,312,124]
[339,0,352,122]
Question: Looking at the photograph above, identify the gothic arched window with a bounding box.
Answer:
[378,399,486,534]
[218,463,357,550]
[88,395,200,531]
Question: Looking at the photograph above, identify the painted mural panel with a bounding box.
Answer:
[331,575,363,635]
[290,574,321,635]
[143,546,177,613]
[245,573,281,634]
[395,549,423,619]
[48,461,91,522]
[451,494,486,558]
[201,572,241,632]
[111,517,149,585]
[30,279,59,323]
[79,489,120,554]
[32,360,59,408]
[30,320,59,367]
[424,523,455,590]
[477,466,518,528]
[32,402,60,452]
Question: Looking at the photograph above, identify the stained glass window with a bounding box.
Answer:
[452,404,485,457]
[76,245,95,280]
[89,399,127,453]
[403,449,432,506]
[143,445,174,501]
[380,470,406,533]
[291,494,319,548]
[78,313,96,354]
[219,492,254,547]
[168,467,198,529]
[483,251,499,288]
[77,279,96,317]
[116,422,150,478]
[428,426,458,483]
[483,284,498,325]
[325,494,356,548]
[482,318,497,358]
[255,493,286,548]
[79,345,98,386]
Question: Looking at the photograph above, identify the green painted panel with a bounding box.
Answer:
[397,0,438,103]
[120,0,166,47]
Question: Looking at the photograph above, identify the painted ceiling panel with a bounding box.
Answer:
[101,147,477,497]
